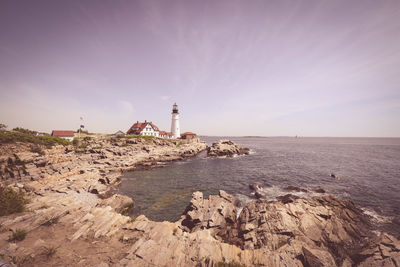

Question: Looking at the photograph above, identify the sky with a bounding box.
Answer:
[0,0,399,137]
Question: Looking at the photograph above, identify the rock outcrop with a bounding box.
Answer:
[1,137,399,267]
[207,140,250,157]
[112,191,400,266]
[0,137,207,266]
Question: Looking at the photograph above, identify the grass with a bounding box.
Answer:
[117,135,155,141]
[216,261,246,267]
[8,229,27,242]
[72,138,89,149]
[29,145,45,155]
[42,217,59,226]
[42,245,57,258]
[0,130,70,148]
[0,186,28,216]
[176,141,185,147]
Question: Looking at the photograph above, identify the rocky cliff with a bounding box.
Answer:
[119,191,400,267]
[0,136,207,266]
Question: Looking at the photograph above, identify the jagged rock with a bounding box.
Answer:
[98,194,134,214]
[207,140,250,157]
[180,190,239,243]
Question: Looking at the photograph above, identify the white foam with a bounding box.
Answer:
[361,208,392,224]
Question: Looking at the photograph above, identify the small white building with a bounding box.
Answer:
[159,131,173,139]
[51,130,75,141]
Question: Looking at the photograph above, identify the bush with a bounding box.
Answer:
[0,186,28,216]
[72,138,79,146]
[0,130,70,148]
[12,127,36,135]
[29,145,45,155]
[176,141,185,147]
[8,229,27,242]
[42,246,57,258]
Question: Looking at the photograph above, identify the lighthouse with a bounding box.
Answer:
[171,103,180,138]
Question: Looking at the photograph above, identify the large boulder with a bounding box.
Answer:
[207,140,250,157]
[97,194,134,214]
[179,190,241,245]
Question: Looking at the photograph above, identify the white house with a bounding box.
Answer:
[126,120,160,137]
[159,131,173,139]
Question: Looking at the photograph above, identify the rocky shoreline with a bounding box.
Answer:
[0,138,399,266]
[0,136,206,266]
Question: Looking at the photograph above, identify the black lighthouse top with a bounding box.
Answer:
[172,103,179,114]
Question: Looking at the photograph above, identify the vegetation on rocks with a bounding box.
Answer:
[117,135,154,141]
[0,129,70,148]
[8,229,27,242]
[42,246,57,258]
[0,186,28,216]
[29,145,45,155]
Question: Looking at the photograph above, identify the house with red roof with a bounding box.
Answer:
[126,120,161,137]
[181,132,197,140]
[51,130,75,141]
[127,121,174,139]
[159,131,173,139]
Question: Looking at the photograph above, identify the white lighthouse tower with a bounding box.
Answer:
[171,103,180,138]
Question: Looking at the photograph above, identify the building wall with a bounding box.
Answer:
[60,136,74,141]
[140,123,159,137]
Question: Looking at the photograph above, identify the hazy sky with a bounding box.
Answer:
[1,0,399,136]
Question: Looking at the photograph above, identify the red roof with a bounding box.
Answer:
[127,121,159,135]
[52,130,74,137]
[159,131,173,136]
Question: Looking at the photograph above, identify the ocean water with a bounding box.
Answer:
[119,137,400,238]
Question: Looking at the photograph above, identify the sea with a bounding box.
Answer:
[119,137,400,238]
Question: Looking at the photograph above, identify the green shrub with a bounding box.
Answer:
[176,141,185,147]
[41,217,59,226]
[216,261,246,267]
[72,138,79,146]
[12,127,36,135]
[29,145,45,155]
[0,130,70,148]
[8,229,27,242]
[0,186,28,216]
[118,135,154,141]
[42,245,57,258]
